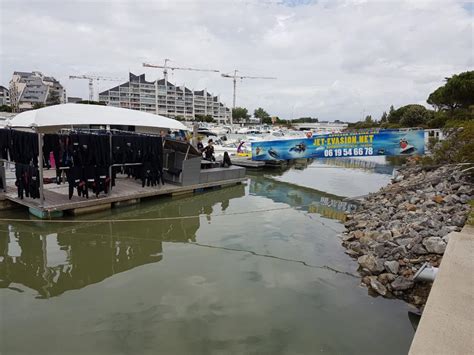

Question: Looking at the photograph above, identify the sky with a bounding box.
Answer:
[0,0,472,121]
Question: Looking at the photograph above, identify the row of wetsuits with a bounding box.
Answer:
[112,134,165,188]
[0,129,39,165]
[0,129,40,199]
[56,133,111,199]
[15,164,40,199]
[0,128,165,200]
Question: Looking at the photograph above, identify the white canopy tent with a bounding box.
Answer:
[7,103,188,132]
[4,104,189,205]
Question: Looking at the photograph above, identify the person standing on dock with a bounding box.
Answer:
[197,137,204,152]
[203,139,215,162]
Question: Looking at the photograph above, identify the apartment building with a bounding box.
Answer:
[9,71,66,111]
[0,86,10,106]
[99,73,231,123]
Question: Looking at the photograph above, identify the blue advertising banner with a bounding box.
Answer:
[251,129,425,161]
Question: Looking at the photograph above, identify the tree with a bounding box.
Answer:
[380,111,388,123]
[254,107,270,122]
[204,115,214,123]
[232,107,249,122]
[0,105,12,112]
[427,71,474,112]
[77,100,106,105]
[46,90,61,106]
[399,104,432,127]
[388,105,402,124]
[33,102,45,109]
[195,114,214,123]
[292,117,319,123]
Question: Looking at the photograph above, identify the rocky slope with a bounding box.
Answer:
[342,165,472,307]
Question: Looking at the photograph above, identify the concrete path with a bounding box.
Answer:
[409,225,474,355]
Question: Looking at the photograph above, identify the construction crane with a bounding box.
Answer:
[221,70,276,125]
[69,75,124,102]
[143,59,220,83]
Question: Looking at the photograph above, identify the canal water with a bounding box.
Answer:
[0,158,414,354]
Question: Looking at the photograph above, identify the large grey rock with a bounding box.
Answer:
[369,276,387,296]
[384,260,400,274]
[422,237,447,254]
[457,185,471,194]
[443,194,460,204]
[378,273,397,285]
[449,215,467,227]
[390,245,408,257]
[391,276,414,291]
[357,254,385,274]
[376,230,392,242]
[411,244,428,255]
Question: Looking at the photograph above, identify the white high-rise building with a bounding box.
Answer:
[9,71,66,112]
[99,73,231,123]
[0,86,10,106]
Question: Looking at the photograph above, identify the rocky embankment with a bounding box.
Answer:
[342,165,472,307]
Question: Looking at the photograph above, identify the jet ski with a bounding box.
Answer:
[268,148,280,159]
[289,143,306,153]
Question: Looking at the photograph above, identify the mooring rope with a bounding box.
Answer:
[189,241,359,278]
[0,204,336,224]
[0,228,356,278]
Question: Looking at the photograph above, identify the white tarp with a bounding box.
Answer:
[8,103,188,131]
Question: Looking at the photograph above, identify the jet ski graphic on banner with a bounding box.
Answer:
[251,129,425,161]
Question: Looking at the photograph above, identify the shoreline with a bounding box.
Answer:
[342,164,472,308]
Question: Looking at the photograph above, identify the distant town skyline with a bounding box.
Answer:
[1,0,472,121]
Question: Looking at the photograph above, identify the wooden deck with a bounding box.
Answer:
[3,175,247,216]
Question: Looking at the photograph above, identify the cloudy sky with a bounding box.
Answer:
[0,0,472,121]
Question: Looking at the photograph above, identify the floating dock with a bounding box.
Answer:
[232,157,313,170]
[1,171,246,219]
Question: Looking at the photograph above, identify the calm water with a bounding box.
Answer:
[0,158,413,354]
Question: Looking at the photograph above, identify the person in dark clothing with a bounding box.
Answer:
[203,139,215,162]
[222,151,232,168]
[197,137,204,152]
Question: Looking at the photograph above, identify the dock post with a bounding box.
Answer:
[0,160,5,192]
[108,129,112,196]
[38,131,45,206]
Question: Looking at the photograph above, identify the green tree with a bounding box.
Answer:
[204,115,214,123]
[254,107,270,122]
[364,115,373,124]
[33,102,45,109]
[0,105,12,112]
[399,104,432,127]
[77,100,106,105]
[380,111,388,123]
[292,117,319,123]
[427,71,474,112]
[388,105,403,124]
[232,107,249,123]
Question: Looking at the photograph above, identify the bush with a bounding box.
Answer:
[426,120,474,165]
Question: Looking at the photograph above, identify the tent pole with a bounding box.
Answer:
[108,127,112,196]
[38,132,45,206]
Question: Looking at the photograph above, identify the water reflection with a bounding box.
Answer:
[0,184,245,298]
[249,177,356,221]
[319,157,395,175]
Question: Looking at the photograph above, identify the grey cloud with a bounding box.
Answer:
[0,0,472,121]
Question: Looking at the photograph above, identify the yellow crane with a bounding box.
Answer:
[221,70,276,125]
